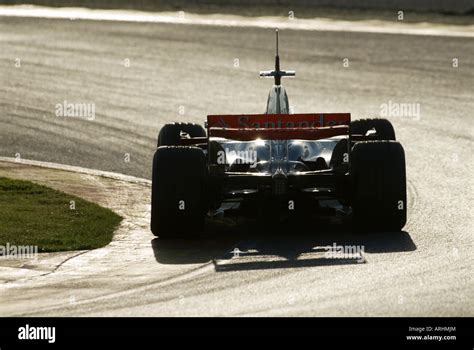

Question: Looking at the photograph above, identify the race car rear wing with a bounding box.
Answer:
[209,125,348,141]
[207,113,350,129]
[206,113,350,140]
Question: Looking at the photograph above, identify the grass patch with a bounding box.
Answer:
[0,177,122,252]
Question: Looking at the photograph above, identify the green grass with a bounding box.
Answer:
[0,177,122,252]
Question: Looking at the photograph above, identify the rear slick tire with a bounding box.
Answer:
[350,118,396,140]
[351,141,406,232]
[157,123,206,147]
[151,146,208,238]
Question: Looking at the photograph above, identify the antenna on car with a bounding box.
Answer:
[260,29,295,86]
[276,28,279,56]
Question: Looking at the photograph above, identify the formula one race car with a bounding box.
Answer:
[151,30,406,238]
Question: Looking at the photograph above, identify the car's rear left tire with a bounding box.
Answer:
[157,123,206,147]
[350,141,406,232]
[151,146,208,238]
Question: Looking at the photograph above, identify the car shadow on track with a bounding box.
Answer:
[151,218,417,271]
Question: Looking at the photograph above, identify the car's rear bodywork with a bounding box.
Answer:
[202,113,352,217]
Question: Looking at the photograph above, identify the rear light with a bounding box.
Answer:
[272,173,287,195]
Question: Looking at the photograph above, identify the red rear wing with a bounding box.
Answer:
[207,113,350,129]
[207,113,350,141]
[209,126,347,141]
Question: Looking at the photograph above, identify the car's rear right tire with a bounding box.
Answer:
[350,141,406,232]
[350,118,396,140]
[330,138,349,171]
[151,146,208,238]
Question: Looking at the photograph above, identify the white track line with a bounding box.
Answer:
[0,5,473,38]
[0,157,151,185]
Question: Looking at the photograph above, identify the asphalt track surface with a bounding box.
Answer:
[0,12,473,316]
